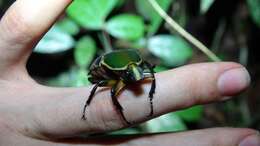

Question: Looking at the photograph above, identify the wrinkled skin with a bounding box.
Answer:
[0,0,259,146]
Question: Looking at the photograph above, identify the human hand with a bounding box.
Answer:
[0,0,259,146]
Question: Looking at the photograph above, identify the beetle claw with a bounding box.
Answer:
[81,114,87,121]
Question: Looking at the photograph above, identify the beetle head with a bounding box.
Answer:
[124,63,143,82]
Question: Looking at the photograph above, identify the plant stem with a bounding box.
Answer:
[211,19,226,53]
[99,30,113,53]
[147,0,221,62]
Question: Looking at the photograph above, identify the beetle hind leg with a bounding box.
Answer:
[143,61,156,117]
[147,76,156,117]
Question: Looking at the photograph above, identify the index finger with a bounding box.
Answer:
[28,62,250,139]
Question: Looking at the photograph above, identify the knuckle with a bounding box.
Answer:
[188,70,218,105]
[185,74,203,105]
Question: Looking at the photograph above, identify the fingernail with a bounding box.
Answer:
[239,133,260,146]
[218,67,250,96]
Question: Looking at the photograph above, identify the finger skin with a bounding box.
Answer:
[0,125,257,146]
[0,0,72,72]
[122,128,257,146]
[12,62,249,139]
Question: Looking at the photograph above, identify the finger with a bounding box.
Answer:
[62,128,257,146]
[22,62,250,139]
[0,0,72,71]
[106,128,258,146]
[2,127,258,146]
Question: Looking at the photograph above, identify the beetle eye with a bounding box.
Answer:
[125,71,133,79]
[126,71,131,76]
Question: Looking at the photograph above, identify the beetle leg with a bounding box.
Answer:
[111,80,130,124]
[143,61,156,117]
[82,80,116,120]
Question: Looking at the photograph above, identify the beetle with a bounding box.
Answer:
[82,49,156,124]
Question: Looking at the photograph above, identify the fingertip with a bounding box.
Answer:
[218,67,251,96]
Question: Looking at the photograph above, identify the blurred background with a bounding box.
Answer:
[0,0,259,134]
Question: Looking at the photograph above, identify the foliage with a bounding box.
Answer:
[67,0,118,30]
[57,18,80,35]
[144,113,187,132]
[200,0,215,14]
[34,25,75,54]
[148,34,193,66]
[105,14,145,41]
[135,0,173,35]
[176,106,204,122]
[74,36,97,68]
[247,0,260,27]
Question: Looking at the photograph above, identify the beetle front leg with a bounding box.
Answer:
[111,80,130,124]
[143,61,156,117]
[82,80,116,120]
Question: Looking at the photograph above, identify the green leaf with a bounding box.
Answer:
[176,106,204,122]
[34,25,75,54]
[148,35,193,67]
[57,17,80,35]
[116,0,125,8]
[47,67,90,87]
[135,0,173,35]
[109,128,140,135]
[74,68,91,87]
[200,0,215,14]
[143,113,187,133]
[105,14,145,41]
[247,0,260,27]
[74,36,97,68]
[67,0,118,30]
[154,65,169,73]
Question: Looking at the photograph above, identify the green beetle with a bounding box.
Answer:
[82,49,156,124]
